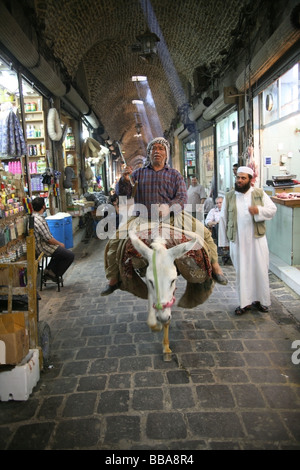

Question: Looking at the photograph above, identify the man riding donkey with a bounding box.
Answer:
[101,137,227,297]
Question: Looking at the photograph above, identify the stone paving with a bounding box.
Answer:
[0,235,299,451]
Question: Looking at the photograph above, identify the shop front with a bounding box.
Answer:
[0,50,111,252]
[253,61,300,190]
[252,60,300,266]
[0,53,51,266]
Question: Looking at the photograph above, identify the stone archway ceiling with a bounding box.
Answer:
[33,0,263,163]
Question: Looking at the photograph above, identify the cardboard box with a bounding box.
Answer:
[0,313,29,365]
[0,349,40,401]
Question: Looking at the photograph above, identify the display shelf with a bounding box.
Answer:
[22,95,47,175]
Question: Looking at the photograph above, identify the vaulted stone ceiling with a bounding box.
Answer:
[30,0,264,165]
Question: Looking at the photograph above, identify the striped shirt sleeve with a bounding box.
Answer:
[33,214,57,256]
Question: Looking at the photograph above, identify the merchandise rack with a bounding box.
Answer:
[0,216,50,369]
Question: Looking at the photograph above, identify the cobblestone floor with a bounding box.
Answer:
[0,235,299,451]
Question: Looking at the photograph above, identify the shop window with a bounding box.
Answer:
[279,63,299,118]
[216,111,238,193]
[184,140,196,179]
[262,82,278,125]
[262,62,300,125]
[218,144,238,193]
[254,61,300,184]
[217,117,229,147]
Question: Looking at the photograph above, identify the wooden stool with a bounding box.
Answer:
[39,255,63,292]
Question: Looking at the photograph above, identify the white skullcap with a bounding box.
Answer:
[147,137,170,162]
[237,166,253,177]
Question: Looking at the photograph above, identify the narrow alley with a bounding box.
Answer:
[0,232,299,451]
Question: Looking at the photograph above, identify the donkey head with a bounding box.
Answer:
[129,231,197,328]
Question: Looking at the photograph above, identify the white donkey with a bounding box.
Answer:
[129,230,197,358]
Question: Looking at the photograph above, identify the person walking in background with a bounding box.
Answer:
[218,166,277,315]
[108,193,121,229]
[187,175,206,219]
[32,197,75,282]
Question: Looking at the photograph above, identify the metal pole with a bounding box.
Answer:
[17,68,32,197]
[213,121,218,200]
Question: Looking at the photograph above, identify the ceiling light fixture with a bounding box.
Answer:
[131,26,160,63]
[132,76,147,82]
[136,28,160,61]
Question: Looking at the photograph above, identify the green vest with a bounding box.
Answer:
[225,188,266,242]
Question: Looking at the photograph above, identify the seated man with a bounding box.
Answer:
[31,197,75,282]
[101,137,227,296]
[205,196,223,242]
[205,196,230,263]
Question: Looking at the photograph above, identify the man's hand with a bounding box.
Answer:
[121,166,132,181]
[248,205,259,215]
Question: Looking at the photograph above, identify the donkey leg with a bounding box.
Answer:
[163,323,172,354]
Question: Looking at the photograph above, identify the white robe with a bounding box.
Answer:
[218,188,277,309]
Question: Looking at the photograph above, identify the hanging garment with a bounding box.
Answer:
[0,109,27,158]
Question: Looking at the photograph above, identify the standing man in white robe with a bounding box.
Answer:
[218,166,277,315]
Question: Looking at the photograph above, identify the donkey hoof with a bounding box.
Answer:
[163,351,172,362]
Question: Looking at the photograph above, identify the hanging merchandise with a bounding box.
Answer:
[0,105,27,158]
[96,175,102,189]
[244,136,258,187]
[53,170,61,197]
[82,137,106,165]
[42,169,52,185]
[23,197,33,214]
[65,128,75,150]
[85,163,94,183]
[47,108,62,141]
[80,168,88,190]
[66,153,74,165]
[63,166,75,188]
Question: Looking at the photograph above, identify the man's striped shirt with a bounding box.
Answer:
[32,213,58,256]
[116,164,187,218]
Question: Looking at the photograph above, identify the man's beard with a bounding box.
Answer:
[151,156,165,168]
[235,181,251,193]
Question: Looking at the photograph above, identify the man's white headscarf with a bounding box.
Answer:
[237,166,254,177]
[146,137,170,163]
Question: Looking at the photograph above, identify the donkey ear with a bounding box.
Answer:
[168,238,198,262]
[129,231,153,261]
